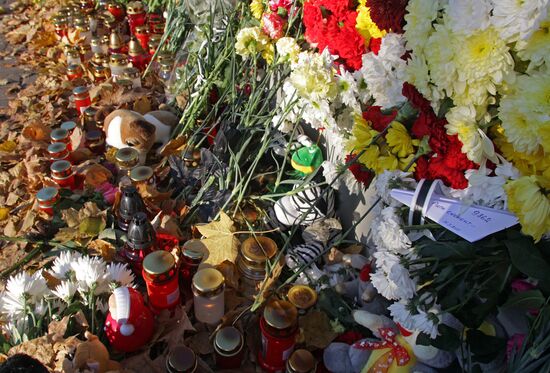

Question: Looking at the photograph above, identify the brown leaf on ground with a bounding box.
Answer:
[186,331,214,355]
[21,122,51,141]
[133,96,151,115]
[252,256,284,309]
[83,164,113,188]
[299,310,338,349]
[88,239,116,262]
[215,261,240,290]
[159,135,187,157]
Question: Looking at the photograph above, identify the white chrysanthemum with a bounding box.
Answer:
[321,161,361,195]
[49,251,82,281]
[445,0,492,35]
[491,0,549,42]
[516,17,550,71]
[403,0,440,52]
[71,256,109,297]
[107,263,136,289]
[1,272,48,317]
[301,99,336,130]
[495,159,521,180]
[52,281,77,303]
[389,301,441,338]
[358,34,407,109]
[276,37,300,64]
[449,166,509,209]
[445,105,496,164]
[405,53,443,112]
[373,207,412,255]
[371,262,416,301]
[336,66,360,111]
[388,301,416,330]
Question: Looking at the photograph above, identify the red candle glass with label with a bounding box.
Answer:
[258,299,298,373]
[127,1,146,35]
[134,25,149,51]
[179,239,205,298]
[142,250,180,311]
[47,142,70,163]
[36,187,59,216]
[213,326,245,369]
[66,64,83,81]
[107,2,125,21]
[73,86,91,115]
[51,160,76,190]
[50,128,72,151]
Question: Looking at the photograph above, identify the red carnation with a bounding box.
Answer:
[363,106,397,132]
[262,12,287,40]
[269,0,293,13]
[402,82,432,113]
[369,37,382,55]
[366,0,408,33]
[346,154,374,186]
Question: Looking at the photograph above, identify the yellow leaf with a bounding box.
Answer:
[299,310,339,349]
[253,256,284,309]
[159,135,188,157]
[196,212,239,266]
[0,140,16,152]
[133,96,151,115]
[83,164,113,188]
[0,207,9,221]
[88,239,116,261]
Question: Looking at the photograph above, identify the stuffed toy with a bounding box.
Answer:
[104,109,179,161]
[67,332,121,373]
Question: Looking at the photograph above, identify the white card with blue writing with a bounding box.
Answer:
[390,183,519,242]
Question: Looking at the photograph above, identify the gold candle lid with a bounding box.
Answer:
[109,31,122,49]
[115,147,139,168]
[287,285,317,310]
[83,107,98,120]
[241,236,277,265]
[192,268,224,295]
[129,165,153,182]
[143,250,175,275]
[51,159,72,173]
[66,49,80,58]
[92,53,108,66]
[110,53,128,66]
[214,326,243,355]
[149,34,162,44]
[123,66,140,79]
[78,43,91,53]
[50,128,69,141]
[182,240,206,261]
[134,24,148,34]
[287,349,316,373]
[36,187,59,202]
[100,34,110,45]
[167,345,197,373]
[126,1,144,14]
[263,299,297,330]
[92,64,108,78]
[67,64,82,73]
[73,86,89,98]
[156,52,174,65]
[128,38,145,57]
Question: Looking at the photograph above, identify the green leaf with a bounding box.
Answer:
[417,240,475,260]
[78,217,106,237]
[503,290,545,310]
[466,329,506,363]
[416,324,461,351]
[506,239,550,293]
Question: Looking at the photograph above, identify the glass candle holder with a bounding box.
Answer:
[92,52,109,67]
[66,49,81,66]
[60,121,77,136]
[47,142,70,163]
[258,299,298,372]
[54,19,69,38]
[148,12,163,33]
[92,65,109,84]
[91,37,108,54]
[166,345,197,373]
[109,53,129,81]
[50,128,72,151]
[286,285,317,315]
[85,129,105,155]
[36,187,59,216]
[126,1,146,35]
[122,67,141,88]
[143,250,180,311]
[83,107,99,130]
[122,211,155,275]
[128,38,148,71]
[129,165,154,187]
[213,326,245,369]
[286,349,317,373]
[148,39,160,56]
[134,25,149,51]
[66,64,83,81]
[51,160,76,189]
[179,240,205,298]
[192,268,225,325]
[115,147,139,182]
[78,43,92,61]
[73,86,92,115]
[237,236,278,297]
[109,30,124,54]
[107,2,125,21]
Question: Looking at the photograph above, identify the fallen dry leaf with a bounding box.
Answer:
[88,239,116,261]
[159,135,187,157]
[196,212,240,267]
[215,260,240,290]
[253,256,284,309]
[21,122,51,141]
[133,96,151,115]
[299,310,338,349]
[83,164,113,188]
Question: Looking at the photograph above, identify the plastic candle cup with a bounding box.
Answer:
[73,86,92,115]
[166,344,197,373]
[36,187,59,216]
[142,250,180,311]
[237,236,278,297]
[50,160,75,190]
[50,128,71,151]
[213,326,245,369]
[286,349,317,373]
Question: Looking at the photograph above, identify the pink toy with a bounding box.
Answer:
[104,287,155,352]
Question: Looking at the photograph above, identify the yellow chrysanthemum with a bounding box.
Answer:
[504,176,550,242]
[359,145,380,170]
[250,0,264,20]
[356,4,386,46]
[261,43,275,64]
[235,27,270,58]
[386,121,418,158]
[347,114,380,151]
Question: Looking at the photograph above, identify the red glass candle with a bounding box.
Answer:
[47,142,70,163]
[128,38,148,71]
[60,121,77,136]
[108,2,125,21]
[134,25,149,51]
[179,240,205,298]
[66,64,83,81]
[54,20,69,38]
[166,345,197,373]
[258,300,298,373]
[73,86,91,115]
[142,251,180,311]
[213,326,245,369]
[51,160,76,190]
[50,128,72,151]
[36,187,59,216]
[148,13,163,33]
[127,1,147,35]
